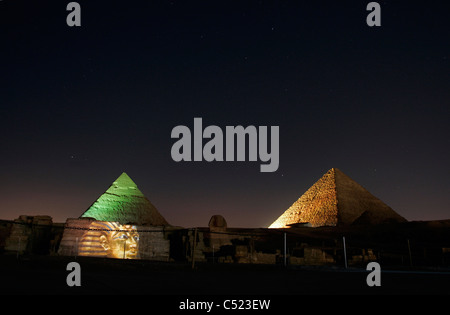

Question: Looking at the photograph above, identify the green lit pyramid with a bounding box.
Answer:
[80,172,169,226]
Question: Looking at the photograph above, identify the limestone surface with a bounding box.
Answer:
[80,173,169,226]
[269,168,406,228]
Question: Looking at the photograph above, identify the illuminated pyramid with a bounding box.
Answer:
[80,172,169,226]
[269,168,406,228]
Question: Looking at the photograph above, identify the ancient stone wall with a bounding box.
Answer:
[290,248,335,265]
[0,221,13,252]
[138,227,171,261]
[4,215,53,255]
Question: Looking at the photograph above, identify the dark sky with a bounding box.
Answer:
[1,0,449,227]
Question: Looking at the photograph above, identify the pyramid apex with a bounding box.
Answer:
[111,172,138,188]
[116,171,132,180]
[328,167,347,177]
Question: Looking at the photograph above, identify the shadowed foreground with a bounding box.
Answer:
[0,255,449,296]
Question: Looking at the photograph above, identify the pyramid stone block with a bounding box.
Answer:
[80,173,169,226]
[269,168,406,228]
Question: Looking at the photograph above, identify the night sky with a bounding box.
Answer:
[1,0,449,228]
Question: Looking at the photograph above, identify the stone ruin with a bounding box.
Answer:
[4,169,447,268]
[4,215,61,255]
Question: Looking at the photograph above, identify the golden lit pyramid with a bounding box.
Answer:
[80,172,169,226]
[269,168,406,228]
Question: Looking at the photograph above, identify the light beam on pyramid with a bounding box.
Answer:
[269,168,406,228]
[80,172,169,226]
